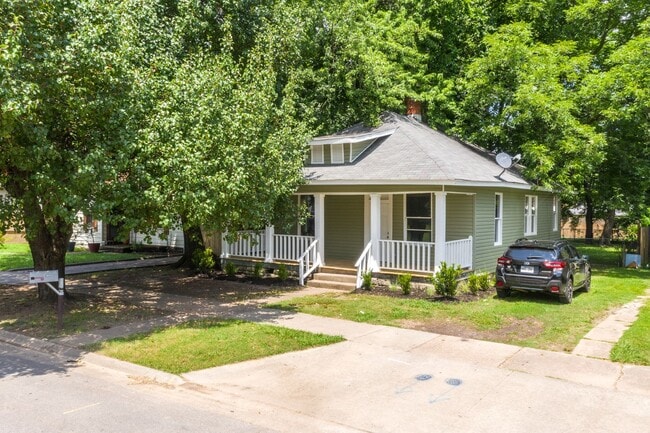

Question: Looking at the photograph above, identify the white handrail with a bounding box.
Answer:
[298,239,321,285]
[355,242,373,289]
[445,236,473,269]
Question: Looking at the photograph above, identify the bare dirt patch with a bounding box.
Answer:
[399,316,544,342]
[0,266,301,339]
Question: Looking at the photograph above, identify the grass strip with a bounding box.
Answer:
[0,242,152,271]
[611,300,650,365]
[93,319,344,374]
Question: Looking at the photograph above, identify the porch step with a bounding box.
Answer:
[307,271,357,291]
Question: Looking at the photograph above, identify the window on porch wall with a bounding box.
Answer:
[524,195,537,236]
[299,195,315,236]
[406,193,432,242]
[552,196,559,232]
[495,193,503,245]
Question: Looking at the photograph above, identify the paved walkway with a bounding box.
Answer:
[0,256,181,286]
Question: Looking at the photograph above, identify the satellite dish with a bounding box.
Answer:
[496,152,513,169]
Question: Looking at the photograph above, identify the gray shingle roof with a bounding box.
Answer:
[303,112,529,187]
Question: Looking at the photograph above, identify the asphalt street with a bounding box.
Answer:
[0,341,277,433]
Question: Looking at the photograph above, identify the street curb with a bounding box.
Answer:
[0,329,84,360]
[82,352,186,387]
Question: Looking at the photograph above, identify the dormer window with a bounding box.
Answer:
[331,143,344,164]
[311,145,324,164]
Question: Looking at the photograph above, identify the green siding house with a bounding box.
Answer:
[222,112,560,286]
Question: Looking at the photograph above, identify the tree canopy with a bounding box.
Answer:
[2,0,648,293]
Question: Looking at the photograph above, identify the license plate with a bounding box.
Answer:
[520,265,535,274]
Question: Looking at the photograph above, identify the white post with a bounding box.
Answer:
[369,193,381,271]
[434,191,447,271]
[265,225,275,262]
[314,194,325,265]
[221,231,230,258]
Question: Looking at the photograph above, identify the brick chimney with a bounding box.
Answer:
[405,98,422,122]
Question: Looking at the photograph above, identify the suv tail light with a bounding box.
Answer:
[497,256,512,266]
[543,260,566,269]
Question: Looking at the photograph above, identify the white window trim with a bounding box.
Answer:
[403,193,433,242]
[494,193,503,246]
[524,195,538,236]
[552,196,559,232]
[331,143,344,164]
[311,145,324,164]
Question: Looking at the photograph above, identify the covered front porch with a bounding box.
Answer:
[221,191,474,288]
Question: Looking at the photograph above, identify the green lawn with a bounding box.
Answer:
[270,242,650,361]
[93,319,345,374]
[0,242,151,271]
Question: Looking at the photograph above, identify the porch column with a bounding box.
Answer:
[434,191,447,271]
[314,193,325,264]
[369,193,381,270]
[264,225,275,262]
[221,231,230,258]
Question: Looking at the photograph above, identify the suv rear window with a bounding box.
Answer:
[506,248,556,261]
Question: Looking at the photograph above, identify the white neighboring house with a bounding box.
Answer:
[71,212,184,251]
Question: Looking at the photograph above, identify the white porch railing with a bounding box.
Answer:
[298,239,321,285]
[224,230,266,259]
[355,242,373,288]
[275,234,315,261]
[445,236,473,269]
[357,236,473,280]
[379,240,434,273]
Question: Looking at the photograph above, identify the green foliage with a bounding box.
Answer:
[361,271,373,290]
[192,247,215,274]
[224,261,237,277]
[468,272,494,294]
[253,262,264,279]
[96,319,344,374]
[276,263,289,281]
[431,262,462,297]
[396,273,412,295]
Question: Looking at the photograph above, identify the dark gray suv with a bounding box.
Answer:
[495,239,591,304]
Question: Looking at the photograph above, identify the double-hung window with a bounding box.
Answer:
[524,195,537,236]
[311,145,324,164]
[494,193,503,245]
[330,143,344,164]
[406,193,431,242]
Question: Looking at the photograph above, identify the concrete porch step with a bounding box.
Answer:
[307,270,357,291]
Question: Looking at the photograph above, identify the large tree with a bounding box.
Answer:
[0,0,138,299]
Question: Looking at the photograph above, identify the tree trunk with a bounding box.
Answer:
[584,187,594,244]
[599,209,616,246]
[23,203,73,301]
[177,223,205,268]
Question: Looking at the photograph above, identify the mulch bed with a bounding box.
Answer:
[353,281,496,303]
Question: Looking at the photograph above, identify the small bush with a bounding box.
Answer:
[478,272,494,291]
[467,273,481,295]
[361,271,373,290]
[431,262,462,297]
[192,248,215,274]
[252,262,264,278]
[224,261,237,277]
[396,273,412,295]
[276,263,289,281]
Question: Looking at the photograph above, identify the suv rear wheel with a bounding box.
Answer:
[559,279,574,304]
[496,287,511,298]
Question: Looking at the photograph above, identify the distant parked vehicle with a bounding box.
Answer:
[495,239,591,304]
